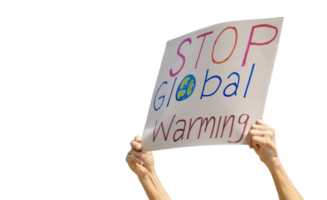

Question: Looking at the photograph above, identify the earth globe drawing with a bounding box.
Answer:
[176,74,196,101]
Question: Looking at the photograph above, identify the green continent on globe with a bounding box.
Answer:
[177,90,186,100]
[180,77,190,89]
[187,80,194,95]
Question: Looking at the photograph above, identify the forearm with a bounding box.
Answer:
[138,170,171,200]
[266,158,303,200]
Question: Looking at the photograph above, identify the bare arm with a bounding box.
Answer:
[267,159,305,200]
[246,120,305,200]
[138,172,172,200]
[125,134,172,200]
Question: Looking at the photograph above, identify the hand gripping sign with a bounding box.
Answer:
[142,17,283,152]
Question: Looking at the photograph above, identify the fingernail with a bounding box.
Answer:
[137,144,141,149]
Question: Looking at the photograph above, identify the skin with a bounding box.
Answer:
[125,133,155,179]
[125,119,304,200]
[125,120,279,178]
[245,119,279,167]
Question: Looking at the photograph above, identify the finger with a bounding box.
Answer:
[250,128,275,140]
[126,154,133,164]
[256,120,276,132]
[245,132,253,149]
[247,144,253,151]
[132,133,142,151]
[134,133,142,142]
[131,135,142,150]
[128,149,145,160]
[256,119,266,125]
[249,129,272,137]
[246,129,266,148]
[129,140,142,151]
[247,124,267,148]
[256,119,268,126]
[252,136,266,149]
[132,154,143,165]
[251,124,267,131]
[125,154,143,165]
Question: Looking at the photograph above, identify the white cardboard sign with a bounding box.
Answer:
[142,17,283,151]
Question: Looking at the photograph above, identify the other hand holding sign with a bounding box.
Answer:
[126,135,154,178]
[245,119,279,167]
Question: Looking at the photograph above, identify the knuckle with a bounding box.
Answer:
[130,148,135,153]
[133,152,140,158]
[131,142,139,149]
[125,156,131,163]
[130,140,134,146]
[267,130,274,137]
[268,141,274,146]
[137,152,143,160]
[136,135,142,140]
[270,132,274,138]
[125,154,130,162]
[132,154,140,161]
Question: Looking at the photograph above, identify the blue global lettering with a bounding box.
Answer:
[153,64,255,111]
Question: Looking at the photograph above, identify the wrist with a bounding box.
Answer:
[266,159,304,200]
[137,171,158,187]
[138,168,158,184]
[138,169,169,200]
[265,157,281,169]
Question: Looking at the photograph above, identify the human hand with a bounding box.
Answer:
[126,135,155,177]
[246,119,278,166]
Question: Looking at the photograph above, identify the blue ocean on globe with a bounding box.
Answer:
[176,74,196,101]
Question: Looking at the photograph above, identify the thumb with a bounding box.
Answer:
[134,133,142,142]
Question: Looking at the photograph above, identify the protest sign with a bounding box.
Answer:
[141,17,283,151]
